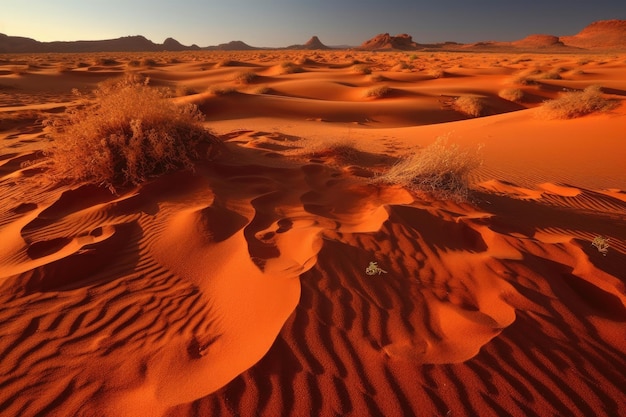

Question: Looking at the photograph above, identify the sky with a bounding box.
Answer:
[2,0,625,47]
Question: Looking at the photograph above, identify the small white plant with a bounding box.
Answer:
[366,261,388,275]
[591,236,609,256]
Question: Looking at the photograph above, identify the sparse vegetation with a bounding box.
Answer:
[429,68,447,79]
[279,61,304,74]
[365,85,392,98]
[539,85,617,119]
[233,71,258,84]
[208,85,238,95]
[95,58,119,66]
[45,74,220,189]
[375,136,482,201]
[453,96,486,117]
[499,88,525,102]
[297,138,360,165]
[352,64,372,75]
[254,85,271,94]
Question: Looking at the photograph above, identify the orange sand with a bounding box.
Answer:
[1,50,625,417]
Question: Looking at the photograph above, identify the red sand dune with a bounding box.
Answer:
[0,49,625,417]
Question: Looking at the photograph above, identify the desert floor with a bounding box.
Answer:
[1,50,625,417]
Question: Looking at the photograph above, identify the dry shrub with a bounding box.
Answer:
[352,64,372,75]
[429,68,446,79]
[233,71,258,84]
[375,136,482,201]
[254,85,271,94]
[453,96,486,117]
[365,85,392,98]
[46,74,219,189]
[208,85,238,95]
[95,58,119,66]
[536,70,562,80]
[297,138,360,165]
[539,85,617,119]
[499,88,525,102]
[141,58,158,67]
[280,61,304,74]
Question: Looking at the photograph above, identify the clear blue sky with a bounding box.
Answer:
[2,0,625,47]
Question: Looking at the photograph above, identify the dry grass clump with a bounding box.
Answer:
[233,71,258,84]
[280,61,304,74]
[46,74,219,189]
[375,137,482,201]
[428,68,447,79]
[95,58,119,66]
[453,96,486,117]
[365,85,392,99]
[254,85,272,94]
[499,88,525,102]
[297,138,360,165]
[208,85,238,96]
[352,64,372,75]
[539,85,617,119]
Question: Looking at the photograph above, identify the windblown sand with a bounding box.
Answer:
[1,51,625,417]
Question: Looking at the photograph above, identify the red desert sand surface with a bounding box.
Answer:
[0,50,625,417]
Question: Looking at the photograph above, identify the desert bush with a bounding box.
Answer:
[352,64,372,75]
[280,61,304,74]
[95,58,119,66]
[375,137,482,201]
[539,85,617,119]
[233,71,258,84]
[429,68,446,79]
[365,85,392,98]
[296,138,360,165]
[207,85,238,95]
[254,85,271,94]
[536,70,562,80]
[141,58,158,67]
[175,85,199,97]
[453,96,486,117]
[46,74,219,188]
[499,88,525,102]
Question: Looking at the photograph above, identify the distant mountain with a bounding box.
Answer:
[359,33,421,50]
[1,20,624,53]
[0,34,195,53]
[287,36,331,50]
[560,19,626,49]
[205,40,258,51]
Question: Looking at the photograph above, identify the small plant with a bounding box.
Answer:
[299,138,360,165]
[279,61,304,74]
[453,96,486,117]
[141,58,158,67]
[591,236,609,255]
[499,88,525,102]
[46,74,219,189]
[375,136,482,201]
[539,85,617,119]
[366,262,388,275]
[208,85,238,96]
[233,71,258,84]
[352,64,372,75]
[429,68,446,79]
[254,85,271,94]
[365,85,392,99]
[95,58,119,66]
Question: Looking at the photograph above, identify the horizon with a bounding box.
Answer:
[2,1,625,48]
